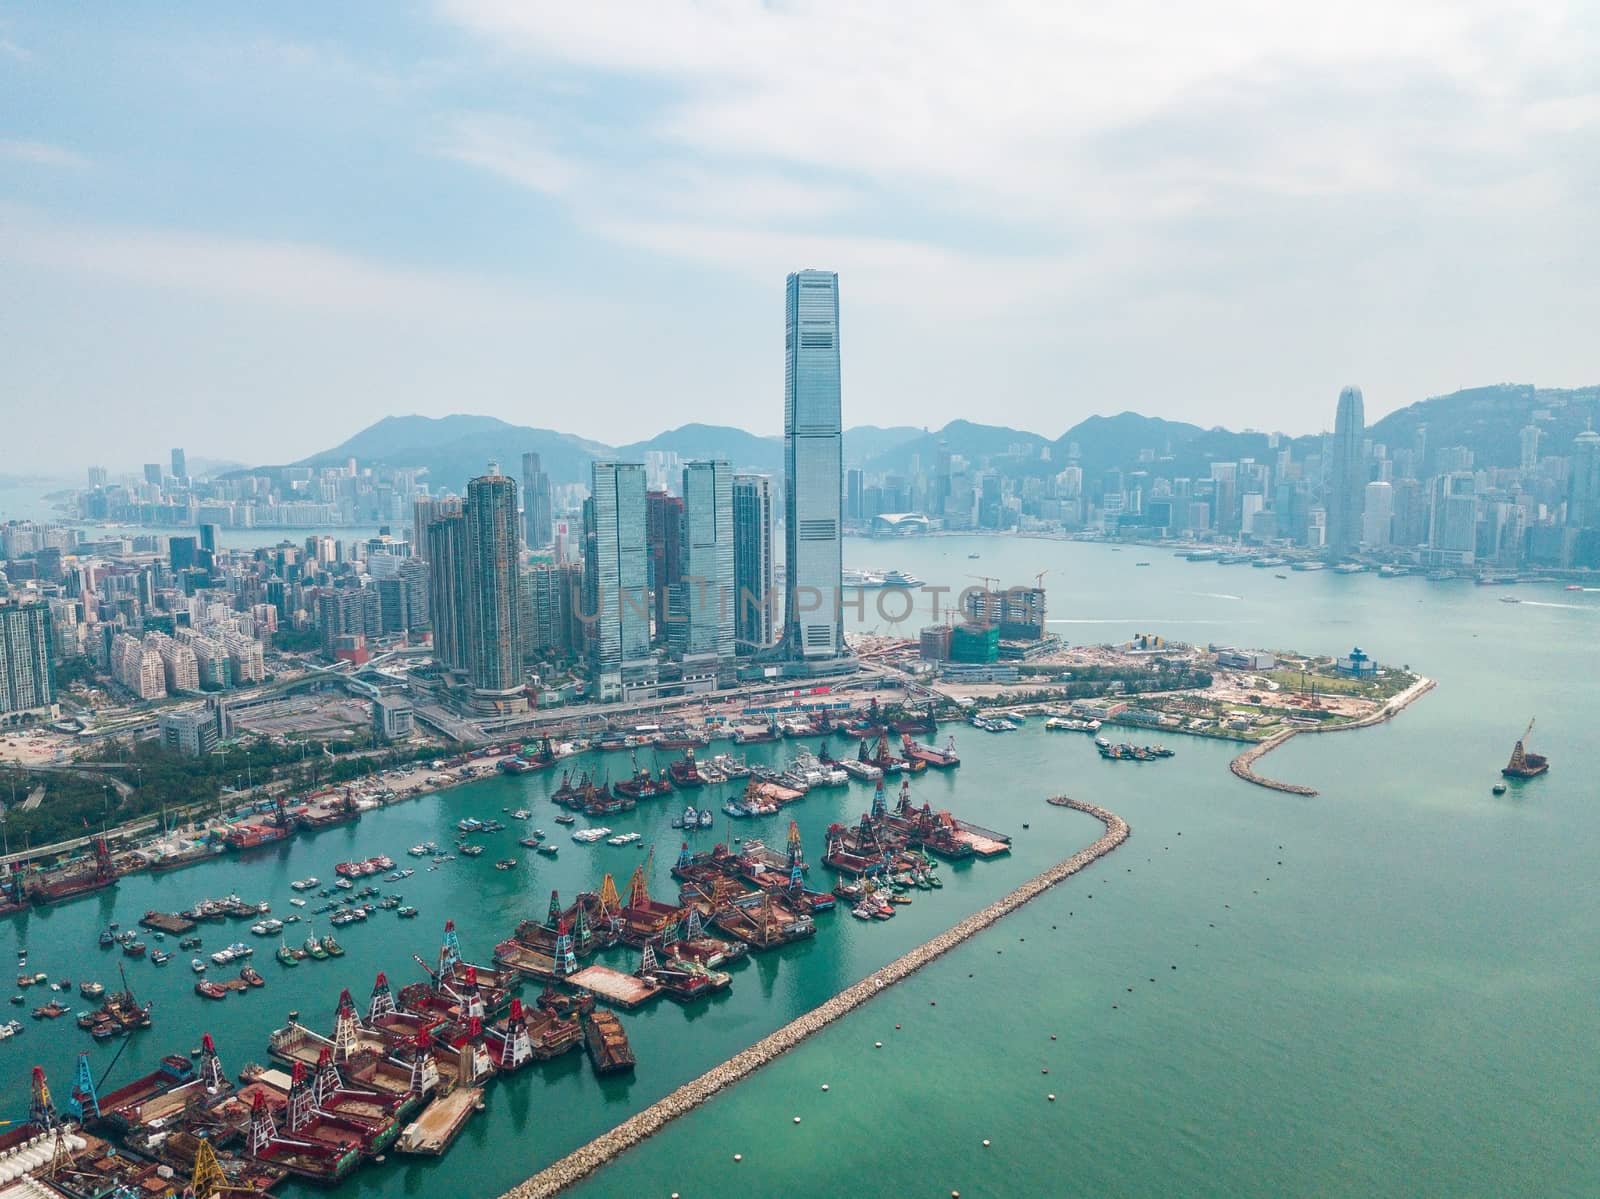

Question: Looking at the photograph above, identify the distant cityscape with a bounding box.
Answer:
[1,270,1598,742]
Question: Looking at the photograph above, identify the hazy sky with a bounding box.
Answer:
[1,2,1594,472]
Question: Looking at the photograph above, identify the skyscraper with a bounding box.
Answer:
[1362,480,1393,548]
[1327,385,1366,552]
[732,474,775,650]
[585,462,650,702]
[671,461,735,667]
[521,451,553,549]
[170,448,187,481]
[1566,428,1600,530]
[463,467,524,710]
[0,601,55,720]
[425,505,468,673]
[646,489,684,643]
[783,270,844,660]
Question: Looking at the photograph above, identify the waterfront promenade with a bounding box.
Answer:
[1229,675,1436,796]
[499,797,1129,1199]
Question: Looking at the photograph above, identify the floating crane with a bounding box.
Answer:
[1502,718,1550,779]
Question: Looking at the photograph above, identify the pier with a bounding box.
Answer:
[497,797,1129,1199]
[1228,675,1436,796]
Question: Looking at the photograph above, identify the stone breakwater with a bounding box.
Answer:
[498,798,1129,1199]
[1229,675,1436,796]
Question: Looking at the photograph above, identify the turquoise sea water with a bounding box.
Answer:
[3,537,1597,1198]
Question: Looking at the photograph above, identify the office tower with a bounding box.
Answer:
[1362,481,1393,548]
[1327,385,1366,552]
[1428,473,1477,564]
[86,466,107,489]
[671,461,735,665]
[143,463,164,488]
[0,602,55,718]
[1566,427,1600,530]
[845,468,864,521]
[646,489,684,642]
[463,467,524,709]
[170,448,187,480]
[1519,426,1542,473]
[169,536,199,571]
[586,462,650,702]
[198,524,220,555]
[425,509,468,672]
[783,269,844,660]
[521,452,553,550]
[732,474,775,650]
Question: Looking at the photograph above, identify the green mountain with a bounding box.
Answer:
[613,424,782,474]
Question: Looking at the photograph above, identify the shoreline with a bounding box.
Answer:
[498,797,1130,1199]
[1228,675,1436,796]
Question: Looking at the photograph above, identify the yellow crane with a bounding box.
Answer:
[188,1135,258,1198]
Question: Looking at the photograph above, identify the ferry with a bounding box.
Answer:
[1292,560,1327,572]
[842,568,925,588]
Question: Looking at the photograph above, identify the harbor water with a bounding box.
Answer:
[3,538,1596,1198]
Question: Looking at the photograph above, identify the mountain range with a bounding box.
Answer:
[264,383,1598,493]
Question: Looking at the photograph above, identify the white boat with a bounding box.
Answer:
[606,832,642,846]
[289,898,306,907]
[291,877,319,891]
[407,845,429,857]
[191,959,207,973]
[571,827,612,844]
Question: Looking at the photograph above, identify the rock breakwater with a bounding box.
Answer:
[499,798,1129,1199]
[1229,675,1436,796]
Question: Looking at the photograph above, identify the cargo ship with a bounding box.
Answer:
[612,756,672,801]
[22,836,118,905]
[667,749,706,788]
[902,733,960,769]
[583,1008,635,1074]
[1501,718,1550,779]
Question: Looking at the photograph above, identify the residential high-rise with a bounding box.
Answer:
[412,496,457,561]
[671,461,735,667]
[143,463,163,488]
[170,447,187,481]
[425,506,468,672]
[1327,385,1366,552]
[521,451,553,549]
[463,467,524,710]
[585,462,650,701]
[646,489,684,642]
[523,562,581,662]
[0,602,55,720]
[782,269,844,660]
[732,474,775,650]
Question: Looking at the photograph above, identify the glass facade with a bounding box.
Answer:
[783,270,844,659]
[673,460,735,662]
[0,602,55,718]
[733,474,774,649]
[587,462,650,698]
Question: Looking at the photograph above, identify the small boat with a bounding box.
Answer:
[191,959,207,974]
[276,942,299,967]
[1492,782,1508,796]
[0,1019,22,1039]
[79,981,105,999]
[289,898,306,907]
[334,878,354,890]
[195,980,227,1000]
[291,877,319,891]
[397,906,419,919]
[98,930,115,948]
[150,951,172,966]
[461,844,485,857]
[321,936,345,958]
[495,858,518,870]
[122,941,147,959]
[536,844,559,859]
[32,1001,69,1019]
[554,813,577,825]
[304,935,328,961]
[240,965,265,986]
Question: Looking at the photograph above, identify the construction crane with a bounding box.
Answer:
[188,1134,258,1198]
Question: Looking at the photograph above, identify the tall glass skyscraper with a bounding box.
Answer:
[672,460,735,665]
[521,451,552,550]
[585,462,650,701]
[464,467,524,710]
[1327,385,1366,552]
[732,474,775,650]
[783,270,844,660]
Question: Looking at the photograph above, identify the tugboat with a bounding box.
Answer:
[1501,718,1549,779]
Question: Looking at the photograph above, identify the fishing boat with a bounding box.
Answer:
[276,940,299,966]
[150,951,172,966]
[397,906,420,918]
[321,936,345,958]
[554,813,577,825]
[495,859,518,870]
[1501,718,1549,779]
[535,844,559,859]
[79,981,105,999]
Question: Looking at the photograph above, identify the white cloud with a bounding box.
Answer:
[0,204,554,319]
[432,115,578,196]
[0,139,89,169]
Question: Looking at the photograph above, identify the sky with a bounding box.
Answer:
[1,2,1595,473]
